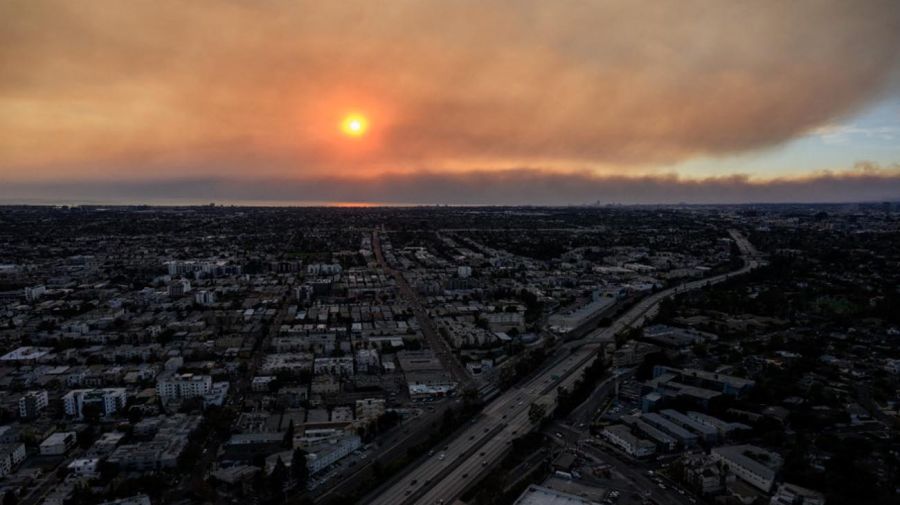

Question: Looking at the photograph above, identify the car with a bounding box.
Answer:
[410,479,417,486]
[462,473,468,478]
[482,460,487,466]
[556,432,564,438]
[479,451,485,456]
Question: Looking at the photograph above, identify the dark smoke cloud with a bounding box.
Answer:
[1,0,899,180]
[4,163,899,206]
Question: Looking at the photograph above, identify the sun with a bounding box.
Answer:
[341,114,368,137]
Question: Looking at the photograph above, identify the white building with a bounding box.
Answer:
[355,349,380,374]
[63,388,127,419]
[40,432,76,456]
[204,382,230,407]
[0,443,26,477]
[457,266,472,278]
[19,390,49,418]
[68,457,100,477]
[25,285,47,302]
[711,445,783,492]
[306,263,342,276]
[314,357,354,376]
[305,434,361,474]
[156,373,212,404]
[0,346,52,364]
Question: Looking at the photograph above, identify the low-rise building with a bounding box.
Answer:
[306,434,361,474]
[355,398,386,420]
[771,483,826,505]
[512,484,598,505]
[711,445,782,492]
[602,424,656,458]
[40,432,77,456]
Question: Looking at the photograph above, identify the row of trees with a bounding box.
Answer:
[554,357,607,418]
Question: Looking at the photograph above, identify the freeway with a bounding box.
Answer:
[367,230,761,505]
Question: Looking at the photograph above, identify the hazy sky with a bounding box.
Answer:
[2,0,900,205]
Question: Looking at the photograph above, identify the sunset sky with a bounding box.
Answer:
[2,0,900,205]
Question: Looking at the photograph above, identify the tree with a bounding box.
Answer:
[283,420,295,449]
[269,457,288,502]
[528,402,546,424]
[291,448,309,488]
[3,490,17,505]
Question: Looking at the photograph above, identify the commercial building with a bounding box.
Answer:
[305,434,362,475]
[770,483,826,505]
[622,416,677,452]
[711,445,783,492]
[602,424,656,458]
[686,411,751,439]
[642,412,699,448]
[652,366,755,397]
[659,409,718,443]
[548,296,617,339]
[512,484,599,505]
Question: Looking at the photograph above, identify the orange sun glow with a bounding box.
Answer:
[341,114,368,137]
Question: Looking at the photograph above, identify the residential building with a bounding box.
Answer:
[19,390,49,418]
[156,373,212,403]
[40,432,77,456]
[63,388,127,419]
[0,443,26,477]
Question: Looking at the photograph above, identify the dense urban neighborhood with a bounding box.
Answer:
[0,204,897,505]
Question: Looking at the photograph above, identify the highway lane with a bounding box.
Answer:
[367,230,760,505]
